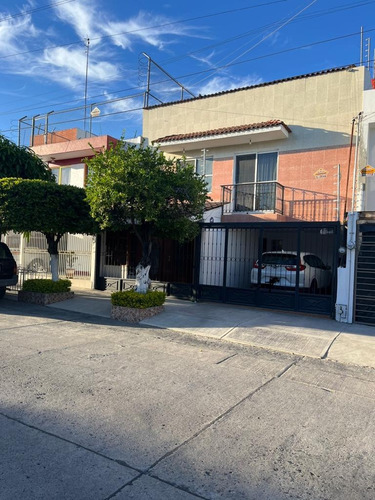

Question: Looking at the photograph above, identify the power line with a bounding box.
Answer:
[175,30,375,84]
[0,0,371,114]
[0,0,77,23]
[1,59,370,137]
[190,0,319,87]
[1,27,374,126]
[0,0,287,61]
[161,0,375,66]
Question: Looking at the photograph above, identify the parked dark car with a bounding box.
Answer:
[0,242,18,298]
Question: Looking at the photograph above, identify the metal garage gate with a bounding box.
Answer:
[355,224,375,325]
[196,222,340,316]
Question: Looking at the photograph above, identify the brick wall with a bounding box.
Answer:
[209,145,353,222]
[33,128,81,146]
[210,157,233,201]
[279,145,352,221]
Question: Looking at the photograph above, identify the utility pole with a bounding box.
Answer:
[84,38,90,134]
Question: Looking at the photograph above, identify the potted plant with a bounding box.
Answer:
[111,289,166,323]
[18,279,74,305]
[65,251,77,279]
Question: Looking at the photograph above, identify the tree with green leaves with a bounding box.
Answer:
[85,140,208,293]
[0,135,55,181]
[0,178,95,281]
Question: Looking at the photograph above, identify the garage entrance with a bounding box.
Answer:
[197,222,340,316]
[354,224,375,325]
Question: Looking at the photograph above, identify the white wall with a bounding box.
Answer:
[335,212,358,323]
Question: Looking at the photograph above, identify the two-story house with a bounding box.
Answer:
[143,65,373,317]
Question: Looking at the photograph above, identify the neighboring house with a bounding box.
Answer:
[143,65,375,320]
[2,129,120,289]
[27,129,193,292]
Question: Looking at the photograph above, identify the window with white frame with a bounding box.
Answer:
[235,152,278,211]
[50,163,85,187]
[196,156,213,192]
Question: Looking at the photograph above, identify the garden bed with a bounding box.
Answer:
[18,290,74,306]
[111,304,164,323]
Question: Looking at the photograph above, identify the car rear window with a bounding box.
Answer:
[0,243,12,259]
[262,253,297,265]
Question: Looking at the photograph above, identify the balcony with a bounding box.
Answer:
[222,181,284,215]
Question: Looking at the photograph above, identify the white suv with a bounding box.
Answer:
[250,251,331,292]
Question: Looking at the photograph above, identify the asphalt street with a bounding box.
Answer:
[1,298,375,499]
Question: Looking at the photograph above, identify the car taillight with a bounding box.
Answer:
[285,264,306,271]
[253,261,265,269]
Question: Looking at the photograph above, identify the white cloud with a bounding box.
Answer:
[0,1,204,102]
[196,75,263,96]
[0,14,38,57]
[102,11,195,51]
[190,51,217,68]
[53,0,96,39]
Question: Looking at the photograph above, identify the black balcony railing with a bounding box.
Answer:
[222,181,284,215]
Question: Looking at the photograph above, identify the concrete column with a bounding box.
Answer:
[335,212,358,322]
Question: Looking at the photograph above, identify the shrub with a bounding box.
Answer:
[111,289,166,309]
[22,279,72,293]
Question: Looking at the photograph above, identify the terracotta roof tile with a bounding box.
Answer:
[154,120,291,144]
[205,201,223,210]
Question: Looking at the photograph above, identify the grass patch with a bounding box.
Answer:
[22,279,72,293]
[111,289,166,309]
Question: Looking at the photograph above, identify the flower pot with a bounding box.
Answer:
[18,290,74,305]
[111,305,164,323]
[66,268,75,279]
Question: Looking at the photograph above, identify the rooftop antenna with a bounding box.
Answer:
[84,37,90,134]
[365,37,371,71]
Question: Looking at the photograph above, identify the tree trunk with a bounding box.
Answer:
[45,233,61,282]
[135,264,151,294]
[50,253,59,282]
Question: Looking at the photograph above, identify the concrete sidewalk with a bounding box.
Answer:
[40,288,375,369]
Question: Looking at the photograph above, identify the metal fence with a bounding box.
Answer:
[222,182,284,214]
[7,268,50,292]
[197,222,340,315]
[2,231,93,281]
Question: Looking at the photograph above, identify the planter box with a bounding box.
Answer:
[18,291,74,306]
[111,305,164,323]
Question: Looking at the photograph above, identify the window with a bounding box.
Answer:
[304,254,326,269]
[236,152,277,184]
[235,152,278,211]
[50,163,85,187]
[196,156,213,192]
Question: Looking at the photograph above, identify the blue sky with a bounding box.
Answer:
[0,0,374,144]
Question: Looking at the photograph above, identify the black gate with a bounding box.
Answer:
[355,224,375,325]
[196,222,340,316]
